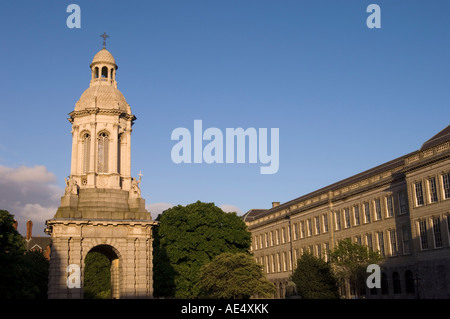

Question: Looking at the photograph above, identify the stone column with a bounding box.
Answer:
[67,237,83,299]
[89,121,96,186]
[111,258,120,299]
[71,125,79,175]
[48,236,70,299]
[111,123,118,175]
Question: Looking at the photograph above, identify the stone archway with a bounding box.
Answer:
[46,219,157,299]
[84,244,121,299]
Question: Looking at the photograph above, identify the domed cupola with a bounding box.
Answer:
[90,48,118,88]
[73,39,132,114]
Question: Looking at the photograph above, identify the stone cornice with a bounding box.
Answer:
[46,218,158,228]
[246,140,450,230]
[68,108,136,123]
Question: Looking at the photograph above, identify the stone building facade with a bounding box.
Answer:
[244,125,450,299]
[45,44,157,299]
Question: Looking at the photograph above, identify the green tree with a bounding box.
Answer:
[196,252,276,299]
[0,210,49,298]
[291,252,339,299]
[0,210,25,255]
[83,251,111,299]
[153,201,251,298]
[329,238,382,298]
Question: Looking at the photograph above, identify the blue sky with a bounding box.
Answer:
[1,1,449,236]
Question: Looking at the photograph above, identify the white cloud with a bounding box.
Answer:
[146,202,175,220]
[219,204,243,215]
[0,165,63,237]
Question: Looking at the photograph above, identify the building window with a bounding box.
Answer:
[344,208,351,228]
[415,181,424,206]
[419,220,428,250]
[323,214,328,233]
[447,215,450,244]
[374,198,382,221]
[307,219,312,237]
[393,272,401,294]
[405,270,415,294]
[366,234,373,251]
[354,205,360,226]
[386,195,394,218]
[335,211,341,231]
[315,216,321,235]
[364,202,371,223]
[324,242,330,262]
[271,255,275,273]
[389,230,397,256]
[281,227,286,244]
[428,177,438,203]
[398,192,408,215]
[432,217,442,248]
[293,223,299,240]
[287,226,291,243]
[300,221,305,238]
[317,244,322,259]
[270,231,274,247]
[275,229,280,245]
[378,232,385,257]
[401,225,411,255]
[443,172,450,199]
[97,132,109,173]
[355,235,362,245]
[381,273,389,295]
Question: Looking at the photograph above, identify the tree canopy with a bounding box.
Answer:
[329,238,382,297]
[196,252,276,299]
[153,201,251,298]
[83,251,111,299]
[291,252,339,299]
[0,210,49,298]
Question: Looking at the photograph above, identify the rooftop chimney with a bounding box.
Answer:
[26,220,33,240]
[272,202,280,208]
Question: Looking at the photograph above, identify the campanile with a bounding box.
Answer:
[46,38,157,299]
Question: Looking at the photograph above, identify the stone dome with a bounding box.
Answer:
[74,81,131,113]
[91,48,117,67]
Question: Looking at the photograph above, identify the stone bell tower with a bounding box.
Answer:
[46,37,157,299]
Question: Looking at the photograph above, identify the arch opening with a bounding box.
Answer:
[101,66,108,78]
[84,244,120,299]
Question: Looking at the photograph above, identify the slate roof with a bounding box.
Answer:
[244,124,450,222]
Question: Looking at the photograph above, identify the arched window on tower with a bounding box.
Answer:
[94,67,99,79]
[110,68,114,80]
[101,66,108,78]
[82,133,91,174]
[98,132,109,173]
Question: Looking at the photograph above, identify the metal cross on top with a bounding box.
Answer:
[100,32,110,48]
